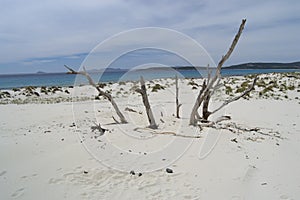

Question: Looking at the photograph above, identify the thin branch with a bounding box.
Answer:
[210,76,257,116]
[206,64,211,85]
[64,65,128,123]
[91,122,106,136]
[216,122,283,139]
[133,127,201,139]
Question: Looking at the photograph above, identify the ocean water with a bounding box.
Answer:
[0,68,299,89]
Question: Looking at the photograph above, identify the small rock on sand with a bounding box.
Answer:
[130,170,135,175]
[166,168,173,173]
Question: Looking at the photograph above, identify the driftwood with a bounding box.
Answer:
[189,19,251,125]
[64,65,128,124]
[91,122,106,136]
[133,127,201,139]
[175,75,182,118]
[214,122,283,139]
[135,76,158,129]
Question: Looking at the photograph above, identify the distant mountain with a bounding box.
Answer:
[133,66,209,72]
[73,62,300,73]
[87,68,128,73]
[224,61,300,69]
[36,71,46,74]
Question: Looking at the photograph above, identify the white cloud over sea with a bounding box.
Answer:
[0,0,299,73]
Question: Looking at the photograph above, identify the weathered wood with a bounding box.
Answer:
[189,19,247,126]
[136,76,157,129]
[202,82,211,120]
[189,79,206,125]
[64,65,128,124]
[175,75,182,118]
[91,122,106,136]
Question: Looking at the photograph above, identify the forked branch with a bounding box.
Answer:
[64,65,128,124]
[189,19,247,125]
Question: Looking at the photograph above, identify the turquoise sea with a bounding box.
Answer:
[0,68,299,89]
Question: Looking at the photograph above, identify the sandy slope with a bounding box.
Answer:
[0,74,299,199]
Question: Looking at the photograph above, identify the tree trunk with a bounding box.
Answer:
[202,81,211,120]
[136,76,158,129]
[175,75,182,118]
[189,80,207,125]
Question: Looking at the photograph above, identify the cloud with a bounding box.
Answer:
[0,0,299,73]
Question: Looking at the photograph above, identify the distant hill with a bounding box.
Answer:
[224,61,300,69]
[132,62,300,71]
[86,68,128,73]
[66,62,300,73]
[133,66,209,72]
[36,71,46,74]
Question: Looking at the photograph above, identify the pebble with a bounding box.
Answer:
[231,138,238,143]
[130,170,135,175]
[166,168,173,173]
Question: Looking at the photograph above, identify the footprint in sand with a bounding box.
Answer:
[242,165,258,183]
[11,188,25,198]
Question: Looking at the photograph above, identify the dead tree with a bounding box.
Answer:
[64,65,128,124]
[175,75,182,118]
[135,76,158,129]
[189,19,256,126]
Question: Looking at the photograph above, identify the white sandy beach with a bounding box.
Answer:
[0,73,300,199]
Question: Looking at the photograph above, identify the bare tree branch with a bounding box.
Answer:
[210,76,257,116]
[206,64,211,85]
[135,76,158,129]
[189,19,247,125]
[64,65,128,124]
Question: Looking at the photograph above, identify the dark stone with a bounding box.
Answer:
[166,168,173,173]
[130,170,135,175]
[69,123,76,127]
[138,173,142,177]
[83,170,88,174]
[231,138,238,143]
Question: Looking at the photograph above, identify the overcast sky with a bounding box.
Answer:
[0,0,299,74]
